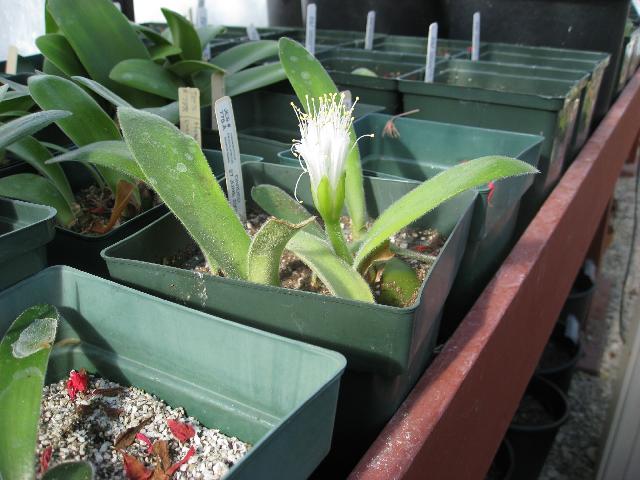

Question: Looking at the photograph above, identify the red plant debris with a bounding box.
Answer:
[38,446,52,475]
[167,419,195,443]
[487,181,495,206]
[122,452,153,480]
[166,446,196,477]
[136,433,154,453]
[66,369,89,401]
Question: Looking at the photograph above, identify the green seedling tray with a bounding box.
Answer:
[281,28,385,54]
[47,150,254,277]
[371,35,470,58]
[207,27,297,56]
[0,53,43,76]
[201,90,384,163]
[0,266,346,479]
[280,113,542,334]
[398,59,585,225]
[103,161,475,475]
[0,197,55,290]
[315,48,425,113]
[474,47,610,150]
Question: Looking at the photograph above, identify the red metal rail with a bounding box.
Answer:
[350,70,640,480]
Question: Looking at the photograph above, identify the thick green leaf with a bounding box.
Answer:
[0,174,75,225]
[0,77,29,93]
[118,107,250,278]
[0,84,8,102]
[225,62,286,97]
[0,91,35,115]
[288,232,374,302]
[248,217,315,285]
[42,461,94,480]
[149,44,183,61]
[46,140,145,181]
[0,305,59,480]
[110,59,183,100]
[162,8,202,61]
[168,60,225,77]
[143,101,179,124]
[379,258,422,307]
[71,76,132,108]
[7,136,74,205]
[42,142,69,154]
[36,33,87,77]
[251,184,326,239]
[196,25,226,49]
[278,37,367,238]
[354,156,539,269]
[47,0,154,106]
[132,22,172,46]
[28,74,124,193]
[211,41,278,74]
[42,57,68,78]
[0,110,70,150]
[45,0,59,33]
[0,110,30,118]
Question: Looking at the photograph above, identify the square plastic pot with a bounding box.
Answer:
[0,266,346,480]
[472,46,610,152]
[314,48,425,113]
[398,59,585,225]
[371,35,470,59]
[47,149,256,277]
[200,90,384,163]
[280,28,385,54]
[102,161,476,475]
[0,197,55,290]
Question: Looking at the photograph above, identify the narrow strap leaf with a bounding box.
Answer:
[196,25,226,49]
[110,59,183,100]
[0,109,70,150]
[162,8,202,61]
[0,84,9,102]
[211,40,278,74]
[42,461,94,480]
[71,76,132,108]
[224,62,286,97]
[36,33,87,77]
[288,232,374,303]
[149,44,183,61]
[251,184,326,239]
[0,173,76,225]
[354,156,539,269]
[247,217,316,285]
[167,60,225,78]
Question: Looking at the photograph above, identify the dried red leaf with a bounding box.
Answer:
[166,446,196,477]
[152,440,172,471]
[39,446,52,475]
[167,419,195,443]
[114,417,152,451]
[487,181,496,206]
[122,452,153,480]
[413,245,429,252]
[136,433,154,453]
[66,369,89,401]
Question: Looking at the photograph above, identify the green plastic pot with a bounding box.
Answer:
[102,161,476,475]
[281,28,386,54]
[207,26,297,55]
[371,35,470,58]
[47,150,254,277]
[0,266,346,479]
[398,59,585,225]
[283,113,543,336]
[474,46,610,151]
[0,197,55,290]
[200,90,384,163]
[314,48,425,113]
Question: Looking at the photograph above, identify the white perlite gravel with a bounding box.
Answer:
[36,375,250,479]
[540,173,640,480]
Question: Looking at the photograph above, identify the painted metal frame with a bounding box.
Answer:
[350,69,640,480]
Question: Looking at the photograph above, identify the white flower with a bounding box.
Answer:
[291,93,355,194]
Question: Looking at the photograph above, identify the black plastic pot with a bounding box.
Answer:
[536,315,582,393]
[486,439,515,480]
[266,0,439,35]
[561,259,597,327]
[437,0,631,127]
[507,375,570,480]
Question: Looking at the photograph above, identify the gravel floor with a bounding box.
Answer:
[539,170,640,480]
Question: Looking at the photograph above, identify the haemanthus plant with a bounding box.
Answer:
[49,38,538,304]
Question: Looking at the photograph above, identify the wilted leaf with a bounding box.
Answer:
[114,417,152,451]
[152,440,171,471]
[122,452,152,480]
[167,419,195,443]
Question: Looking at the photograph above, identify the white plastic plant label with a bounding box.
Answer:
[178,87,202,146]
[215,96,247,221]
[196,0,208,28]
[424,23,438,83]
[305,3,317,55]
[247,24,261,41]
[210,73,226,130]
[341,90,352,109]
[364,10,376,50]
[5,45,18,75]
[472,12,481,61]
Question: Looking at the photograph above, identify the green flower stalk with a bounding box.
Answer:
[291,93,371,263]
